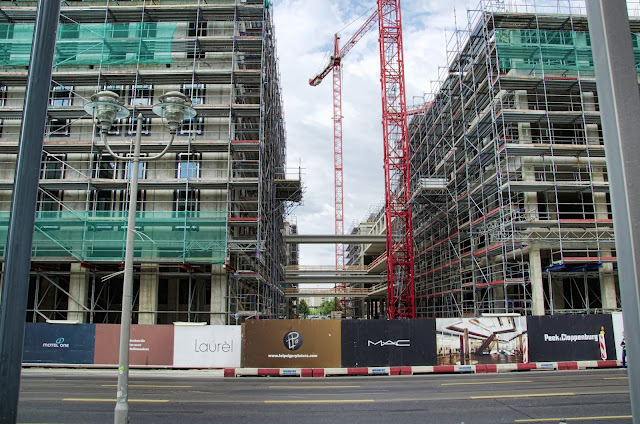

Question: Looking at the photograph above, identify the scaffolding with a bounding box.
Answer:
[408,0,636,318]
[0,0,299,324]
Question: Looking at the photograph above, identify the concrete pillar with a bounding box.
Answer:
[529,247,545,315]
[551,275,566,311]
[516,91,539,221]
[138,264,159,324]
[492,285,505,312]
[67,263,88,323]
[168,279,179,323]
[210,264,227,325]
[585,92,618,310]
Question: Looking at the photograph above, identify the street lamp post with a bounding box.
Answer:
[85,91,196,424]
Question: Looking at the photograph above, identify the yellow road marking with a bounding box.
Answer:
[101,384,192,388]
[604,377,628,380]
[442,380,532,386]
[63,398,169,403]
[471,392,574,399]
[268,385,361,389]
[515,415,632,422]
[265,399,374,404]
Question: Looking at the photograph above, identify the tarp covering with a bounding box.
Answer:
[0,22,176,67]
[495,29,640,72]
[0,210,227,263]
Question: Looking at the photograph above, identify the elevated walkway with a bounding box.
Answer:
[284,275,384,285]
[285,283,387,298]
[284,234,386,244]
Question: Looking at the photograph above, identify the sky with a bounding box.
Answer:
[271,0,480,267]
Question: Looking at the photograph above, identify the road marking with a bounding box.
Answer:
[515,415,632,422]
[442,380,532,386]
[101,384,192,388]
[471,392,574,399]
[62,398,169,403]
[604,377,628,380]
[268,385,361,389]
[264,399,374,404]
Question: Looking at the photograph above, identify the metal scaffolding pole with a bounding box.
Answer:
[0,0,61,422]
[586,0,640,421]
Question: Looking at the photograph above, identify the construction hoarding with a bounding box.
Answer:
[436,316,527,365]
[93,324,174,366]
[243,320,341,368]
[527,315,615,362]
[173,325,241,368]
[341,319,436,367]
[23,323,95,364]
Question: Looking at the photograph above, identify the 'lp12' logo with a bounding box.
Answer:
[283,331,302,350]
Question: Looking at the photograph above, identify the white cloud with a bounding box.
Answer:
[272,0,478,266]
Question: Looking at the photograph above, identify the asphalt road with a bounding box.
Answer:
[17,368,632,424]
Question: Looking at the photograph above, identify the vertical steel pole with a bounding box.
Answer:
[0,0,60,422]
[113,115,142,424]
[586,1,640,421]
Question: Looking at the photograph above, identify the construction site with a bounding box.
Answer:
[0,0,301,325]
[407,0,630,318]
[0,0,637,322]
[302,0,637,320]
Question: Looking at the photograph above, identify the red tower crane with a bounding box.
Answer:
[309,10,378,274]
[377,0,415,318]
[310,1,415,319]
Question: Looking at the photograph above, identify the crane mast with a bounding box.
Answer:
[332,35,345,272]
[377,0,415,318]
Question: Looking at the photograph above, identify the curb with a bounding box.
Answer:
[224,360,621,377]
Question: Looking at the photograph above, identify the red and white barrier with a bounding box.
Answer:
[222,360,621,377]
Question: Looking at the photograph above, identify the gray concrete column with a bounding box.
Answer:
[492,285,505,312]
[516,92,539,221]
[67,263,88,323]
[585,94,618,310]
[138,264,159,324]
[210,264,227,325]
[168,279,179,323]
[551,276,566,311]
[529,247,545,316]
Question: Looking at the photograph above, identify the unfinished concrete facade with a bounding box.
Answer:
[0,0,299,324]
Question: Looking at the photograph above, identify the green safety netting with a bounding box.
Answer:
[0,210,226,263]
[0,22,176,67]
[495,29,640,73]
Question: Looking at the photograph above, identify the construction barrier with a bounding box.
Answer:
[435,316,527,366]
[93,324,174,366]
[341,319,436,367]
[20,314,626,369]
[23,323,95,364]
[242,320,341,368]
[173,324,241,368]
[526,315,615,362]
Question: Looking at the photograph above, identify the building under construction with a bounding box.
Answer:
[407,0,636,317]
[0,0,300,324]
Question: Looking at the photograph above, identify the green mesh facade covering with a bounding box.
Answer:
[0,22,176,66]
[0,211,226,263]
[495,29,640,72]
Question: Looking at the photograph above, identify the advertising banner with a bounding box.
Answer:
[527,314,615,362]
[436,316,527,365]
[94,324,174,366]
[243,320,341,368]
[23,323,95,364]
[173,325,241,368]
[341,319,436,367]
